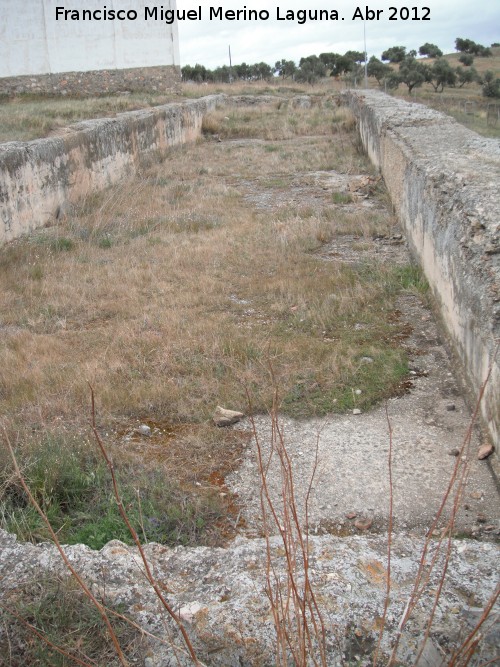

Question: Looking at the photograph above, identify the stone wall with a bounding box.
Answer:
[0,95,224,243]
[0,529,498,665]
[344,90,499,448]
[0,66,181,97]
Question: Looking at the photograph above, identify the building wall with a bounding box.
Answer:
[0,0,180,90]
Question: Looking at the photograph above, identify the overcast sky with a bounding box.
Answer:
[177,1,499,68]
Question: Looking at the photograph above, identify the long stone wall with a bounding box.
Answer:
[344,90,499,448]
[0,95,224,242]
[0,66,181,97]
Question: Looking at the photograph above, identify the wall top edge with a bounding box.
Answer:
[0,95,227,151]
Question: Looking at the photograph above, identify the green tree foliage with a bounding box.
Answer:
[274,59,297,79]
[181,63,211,83]
[455,37,475,53]
[183,60,276,84]
[252,62,273,80]
[388,54,430,92]
[385,72,403,90]
[234,62,251,80]
[180,36,493,89]
[381,46,407,63]
[212,65,231,83]
[482,70,500,98]
[458,53,474,67]
[429,58,457,92]
[296,55,327,84]
[455,66,480,88]
[319,52,336,68]
[477,46,492,57]
[455,38,492,56]
[344,50,366,64]
[367,56,392,84]
[418,43,443,58]
[319,52,354,77]
[333,55,356,77]
[399,55,431,92]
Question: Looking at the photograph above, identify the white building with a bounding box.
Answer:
[0,0,180,77]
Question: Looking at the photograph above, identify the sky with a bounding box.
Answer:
[177,0,499,69]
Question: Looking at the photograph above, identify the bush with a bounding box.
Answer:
[50,237,75,252]
[482,71,500,98]
[0,434,226,549]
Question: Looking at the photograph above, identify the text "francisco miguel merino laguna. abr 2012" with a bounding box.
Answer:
[55,5,431,24]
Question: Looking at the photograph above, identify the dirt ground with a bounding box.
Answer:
[220,138,499,541]
[1,105,498,666]
[227,294,499,539]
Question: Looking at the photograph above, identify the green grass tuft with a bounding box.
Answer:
[332,192,353,205]
[0,435,226,550]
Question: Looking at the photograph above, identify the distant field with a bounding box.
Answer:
[0,48,498,142]
[391,45,500,137]
[0,82,315,143]
[0,91,181,142]
[439,45,500,76]
[397,90,499,138]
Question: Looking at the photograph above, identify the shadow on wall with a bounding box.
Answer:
[0,94,225,243]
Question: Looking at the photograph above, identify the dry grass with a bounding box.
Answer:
[202,102,355,141]
[183,79,334,98]
[436,45,500,77]
[394,89,500,138]
[0,80,334,144]
[384,46,500,138]
[0,101,420,546]
[0,153,403,419]
[1,575,146,666]
[1,47,498,144]
[0,92,185,143]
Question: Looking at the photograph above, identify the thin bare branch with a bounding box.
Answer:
[373,402,394,667]
[387,349,497,665]
[448,582,500,667]
[247,370,327,667]
[1,426,128,667]
[477,657,500,667]
[88,385,203,667]
[1,603,97,667]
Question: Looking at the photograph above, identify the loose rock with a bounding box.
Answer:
[478,443,494,460]
[213,406,245,427]
[360,356,374,364]
[179,601,208,623]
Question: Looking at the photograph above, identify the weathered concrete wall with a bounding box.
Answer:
[0,1,180,95]
[0,95,224,242]
[0,0,180,77]
[344,90,499,448]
